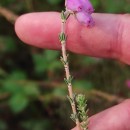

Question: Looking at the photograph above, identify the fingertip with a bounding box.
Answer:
[15,13,38,46]
[15,13,29,43]
[15,12,61,49]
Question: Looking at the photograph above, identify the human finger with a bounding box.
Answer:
[15,12,130,64]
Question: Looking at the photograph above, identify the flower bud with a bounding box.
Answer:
[76,11,94,27]
[80,0,94,14]
[65,0,94,27]
[65,0,83,12]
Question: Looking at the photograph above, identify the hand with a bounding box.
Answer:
[15,12,130,130]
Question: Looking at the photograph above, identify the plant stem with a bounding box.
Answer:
[60,12,81,130]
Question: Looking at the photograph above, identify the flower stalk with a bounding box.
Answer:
[59,11,81,130]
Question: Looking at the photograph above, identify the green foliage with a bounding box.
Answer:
[1,70,40,113]
[33,50,62,75]
[73,80,93,91]
[23,83,40,97]
[0,36,17,53]
[7,70,27,80]
[80,57,100,66]
[2,79,40,113]
[53,87,66,97]
[91,0,100,8]
[8,93,29,113]
[76,94,89,130]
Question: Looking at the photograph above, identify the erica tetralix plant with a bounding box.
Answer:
[59,0,94,130]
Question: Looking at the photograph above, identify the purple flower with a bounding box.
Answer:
[65,0,94,27]
[65,0,94,13]
[80,0,94,13]
[65,0,83,12]
[76,11,94,27]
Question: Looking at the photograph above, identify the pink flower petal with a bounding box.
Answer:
[65,0,83,12]
[76,11,94,27]
[80,0,94,13]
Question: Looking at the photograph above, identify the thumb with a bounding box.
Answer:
[72,100,130,130]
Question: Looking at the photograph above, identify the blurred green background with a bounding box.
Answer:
[0,0,130,130]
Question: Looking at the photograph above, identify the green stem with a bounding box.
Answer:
[59,11,81,130]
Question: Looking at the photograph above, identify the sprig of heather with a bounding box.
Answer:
[59,0,94,129]
[76,94,89,130]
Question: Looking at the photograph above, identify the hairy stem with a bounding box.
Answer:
[59,12,81,130]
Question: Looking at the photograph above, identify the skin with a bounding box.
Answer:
[15,12,130,130]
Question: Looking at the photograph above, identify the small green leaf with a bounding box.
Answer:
[70,113,78,123]
[45,50,59,61]
[23,83,40,97]
[9,94,29,113]
[59,32,67,42]
[61,11,66,21]
[3,80,22,94]
[53,88,66,97]
[33,50,60,75]
[73,80,93,90]
[8,70,27,80]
